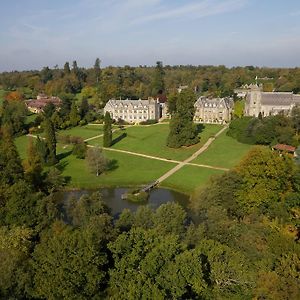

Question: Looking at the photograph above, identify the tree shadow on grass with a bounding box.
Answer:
[57,150,72,161]
[196,123,205,135]
[107,159,118,172]
[111,132,127,146]
[55,160,69,172]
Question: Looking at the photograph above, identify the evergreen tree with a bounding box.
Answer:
[63,62,70,75]
[44,119,57,165]
[167,89,199,148]
[103,112,112,147]
[79,97,89,119]
[69,101,80,127]
[24,137,43,188]
[152,61,165,96]
[94,58,101,84]
[0,125,24,186]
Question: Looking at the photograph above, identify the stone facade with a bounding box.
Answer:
[194,97,234,124]
[244,84,300,117]
[104,98,161,123]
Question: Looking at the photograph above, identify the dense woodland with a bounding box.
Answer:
[1,61,300,107]
[0,63,300,299]
[0,125,300,299]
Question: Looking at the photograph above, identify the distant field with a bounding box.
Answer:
[161,165,224,194]
[192,130,253,168]
[88,123,222,161]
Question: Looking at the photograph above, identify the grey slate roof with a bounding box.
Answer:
[261,92,294,106]
[106,99,156,108]
[195,97,233,109]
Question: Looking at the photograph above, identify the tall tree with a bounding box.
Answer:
[23,137,43,188]
[44,118,57,165]
[103,112,112,147]
[63,62,70,75]
[79,97,89,119]
[0,125,24,187]
[167,89,199,148]
[69,101,80,127]
[152,61,165,96]
[86,147,108,176]
[94,58,101,84]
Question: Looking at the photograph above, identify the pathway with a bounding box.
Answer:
[156,125,228,183]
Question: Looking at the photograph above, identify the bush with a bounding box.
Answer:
[72,142,87,159]
[140,119,158,125]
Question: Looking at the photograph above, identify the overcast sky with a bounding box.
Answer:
[0,0,300,71]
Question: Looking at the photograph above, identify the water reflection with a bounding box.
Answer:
[59,187,190,217]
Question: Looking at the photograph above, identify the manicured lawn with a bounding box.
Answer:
[161,165,224,194]
[58,124,104,140]
[15,135,30,159]
[14,134,222,193]
[192,130,254,168]
[88,124,222,161]
[58,146,176,189]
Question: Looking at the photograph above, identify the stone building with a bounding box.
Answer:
[25,94,61,113]
[244,84,300,117]
[104,98,161,123]
[194,97,234,124]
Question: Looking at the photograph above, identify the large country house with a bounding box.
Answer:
[104,98,161,123]
[25,94,61,113]
[244,84,300,117]
[194,97,234,124]
[104,96,233,124]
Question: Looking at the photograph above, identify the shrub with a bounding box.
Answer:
[140,119,158,125]
[72,142,87,159]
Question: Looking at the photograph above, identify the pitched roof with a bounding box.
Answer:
[258,92,300,106]
[273,144,296,152]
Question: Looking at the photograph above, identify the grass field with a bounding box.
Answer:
[88,123,222,161]
[57,124,104,140]
[161,165,224,194]
[192,130,253,168]
[59,146,176,189]
[14,123,229,194]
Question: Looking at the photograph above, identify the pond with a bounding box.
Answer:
[58,187,191,217]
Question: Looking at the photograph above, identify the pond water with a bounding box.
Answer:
[59,187,191,217]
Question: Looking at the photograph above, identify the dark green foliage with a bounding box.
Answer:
[43,102,56,119]
[151,61,165,96]
[69,101,80,127]
[1,99,28,135]
[79,97,89,119]
[0,126,24,187]
[228,115,298,146]
[103,111,112,147]
[167,89,199,148]
[43,118,57,165]
[227,116,257,144]
[72,141,87,159]
[63,62,70,75]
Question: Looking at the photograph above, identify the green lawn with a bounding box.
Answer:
[14,135,177,189]
[88,124,222,161]
[57,146,176,189]
[161,165,224,194]
[192,130,254,168]
[58,124,104,140]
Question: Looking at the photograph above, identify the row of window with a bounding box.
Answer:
[114,115,148,120]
